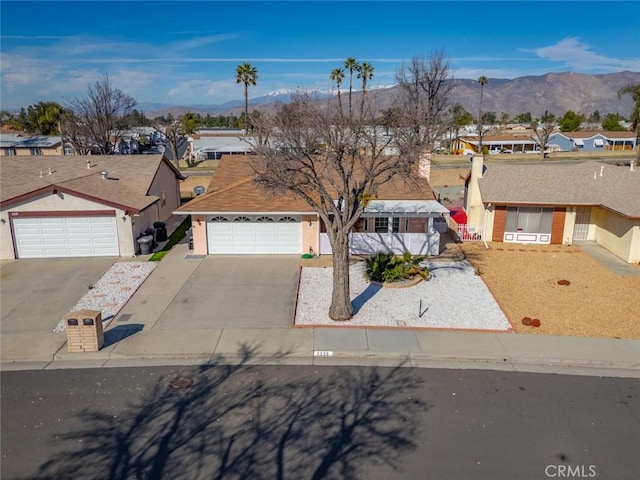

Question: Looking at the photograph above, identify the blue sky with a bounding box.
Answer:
[1,1,639,110]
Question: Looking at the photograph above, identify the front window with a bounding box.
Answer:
[374,217,388,233]
[505,207,553,233]
[391,217,400,233]
[4,148,16,156]
[30,147,42,155]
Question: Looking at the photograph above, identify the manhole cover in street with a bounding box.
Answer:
[168,376,194,389]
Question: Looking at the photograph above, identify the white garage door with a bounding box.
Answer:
[207,215,301,254]
[13,216,119,258]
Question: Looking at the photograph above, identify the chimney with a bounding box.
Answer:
[100,170,108,179]
[631,159,636,172]
[471,155,484,179]
[48,167,53,175]
[418,150,431,181]
[86,159,91,169]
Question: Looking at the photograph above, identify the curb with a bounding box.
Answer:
[2,351,638,378]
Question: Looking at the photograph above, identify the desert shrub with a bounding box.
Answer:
[364,251,430,283]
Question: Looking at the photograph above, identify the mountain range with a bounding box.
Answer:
[140,71,640,120]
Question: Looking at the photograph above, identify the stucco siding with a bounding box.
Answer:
[191,215,208,255]
[1,192,133,259]
[592,207,637,263]
[301,214,319,256]
[630,226,640,264]
[147,161,180,222]
[563,208,576,245]
[484,206,495,240]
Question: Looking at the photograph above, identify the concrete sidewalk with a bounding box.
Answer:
[1,244,638,378]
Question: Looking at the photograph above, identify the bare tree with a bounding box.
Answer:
[63,74,136,154]
[394,51,454,150]
[531,110,556,159]
[157,112,200,169]
[250,83,428,320]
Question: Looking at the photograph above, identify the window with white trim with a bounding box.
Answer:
[233,216,251,222]
[505,207,554,233]
[4,148,16,156]
[30,147,42,155]
[279,216,296,222]
[256,216,274,222]
[211,216,228,222]
[391,217,400,233]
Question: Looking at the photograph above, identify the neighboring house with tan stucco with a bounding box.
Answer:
[0,154,184,259]
[0,134,64,156]
[464,156,640,263]
[175,154,448,256]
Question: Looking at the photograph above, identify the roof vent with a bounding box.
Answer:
[100,170,108,179]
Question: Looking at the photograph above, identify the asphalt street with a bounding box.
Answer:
[1,364,638,480]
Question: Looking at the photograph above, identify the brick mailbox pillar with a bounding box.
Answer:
[65,310,104,352]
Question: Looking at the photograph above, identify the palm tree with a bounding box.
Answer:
[618,83,640,165]
[357,62,374,119]
[477,75,488,154]
[235,63,258,133]
[330,68,345,112]
[344,57,360,118]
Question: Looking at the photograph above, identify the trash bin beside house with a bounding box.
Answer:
[65,310,104,352]
[137,235,154,255]
[154,221,168,243]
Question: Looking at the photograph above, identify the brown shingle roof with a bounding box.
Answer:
[478,161,640,217]
[177,155,436,214]
[0,154,183,212]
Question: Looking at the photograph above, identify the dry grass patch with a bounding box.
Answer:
[460,242,640,339]
[429,167,469,186]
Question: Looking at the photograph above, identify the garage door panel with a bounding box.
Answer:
[207,216,301,254]
[13,216,119,258]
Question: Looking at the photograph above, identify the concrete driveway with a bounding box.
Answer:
[1,257,116,362]
[1,257,117,332]
[152,256,301,330]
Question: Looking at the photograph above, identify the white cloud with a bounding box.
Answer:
[166,79,238,102]
[523,37,640,72]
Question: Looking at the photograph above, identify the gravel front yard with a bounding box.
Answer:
[294,260,513,331]
[460,242,640,339]
[52,261,157,333]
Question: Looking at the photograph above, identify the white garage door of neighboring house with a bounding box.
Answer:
[207,215,301,254]
[12,215,119,258]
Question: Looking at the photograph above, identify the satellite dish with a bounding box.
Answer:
[158,145,166,153]
[193,186,205,196]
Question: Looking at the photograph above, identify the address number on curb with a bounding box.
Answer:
[314,351,334,357]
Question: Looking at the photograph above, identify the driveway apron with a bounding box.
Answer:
[152,256,301,329]
[1,257,116,333]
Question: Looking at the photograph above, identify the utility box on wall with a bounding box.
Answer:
[65,310,104,352]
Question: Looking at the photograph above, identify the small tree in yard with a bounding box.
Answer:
[250,55,451,321]
[531,110,556,159]
[159,112,200,169]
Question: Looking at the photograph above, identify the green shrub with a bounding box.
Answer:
[364,251,430,283]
